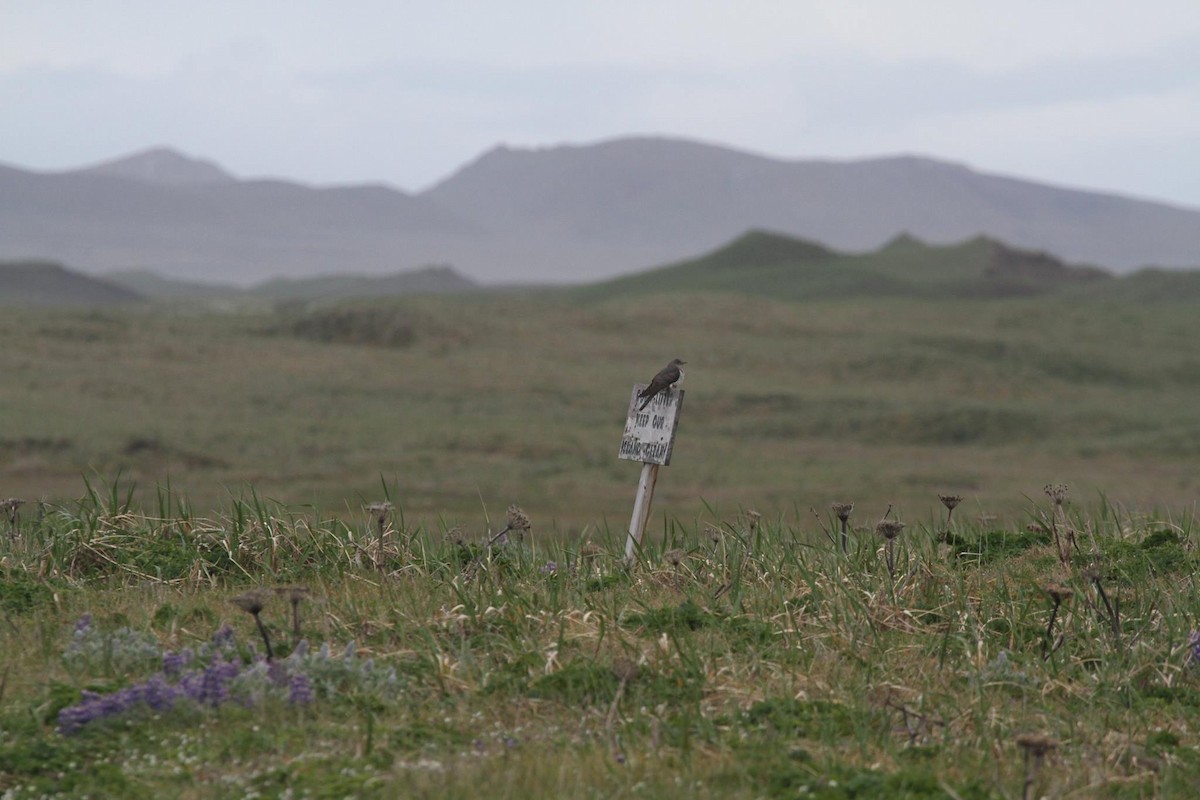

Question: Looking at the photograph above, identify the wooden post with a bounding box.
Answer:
[624,462,659,563]
[618,384,683,566]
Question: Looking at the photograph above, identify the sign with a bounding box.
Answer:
[618,384,684,466]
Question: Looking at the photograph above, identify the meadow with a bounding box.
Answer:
[1,285,1199,797]
[2,285,1199,529]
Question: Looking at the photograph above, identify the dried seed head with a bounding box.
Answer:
[705,524,723,544]
[444,526,467,546]
[579,541,602,559]
[939,494,963,511]
[275,585,311,604]
[1044,484,1069,506]
[506,504,531,533]
[663,548,685,567]
[231,590,269,616]
[611,657,641,683]
[0,498,26,512]
[875,520,905,540]
[1026,522,1047,534]
[831,502,854,522]
[1015,733,1058,757]
[746,510,761,529]
[365,501,394,522]
[1042,582,1073,604]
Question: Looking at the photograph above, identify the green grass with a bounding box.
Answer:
[1,494,1198,798]
[2,287,1199,529]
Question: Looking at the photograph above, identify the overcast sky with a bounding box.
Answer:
[3,1,1199,207]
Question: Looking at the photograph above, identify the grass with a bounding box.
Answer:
[1,288,1199,529]
[2,279,1199,794]
[0,490,1198,797]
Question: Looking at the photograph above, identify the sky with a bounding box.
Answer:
[3,1,1199,207]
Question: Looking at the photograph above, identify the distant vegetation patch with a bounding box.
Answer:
[273,306,419,348]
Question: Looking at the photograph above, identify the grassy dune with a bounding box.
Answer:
[1,287,1198,531]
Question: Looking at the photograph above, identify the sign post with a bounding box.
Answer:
[618,384,684,564]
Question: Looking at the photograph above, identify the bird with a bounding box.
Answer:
[637,359,686,410]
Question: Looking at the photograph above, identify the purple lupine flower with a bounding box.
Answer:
[1188,631,1200,665]
[73,614,93,636]
[287,673,314,705]
[540,561,558,574]
[56,676,184,734]
[268,660,288,687]
[182,659,240,707]
[162,648,193,678]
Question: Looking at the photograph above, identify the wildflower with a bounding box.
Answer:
[0,497,24,526]
[663,548,685,567]
[231,590,275,659]
[162,648,194,678]
[1042,583,1073,604]
[540,561,558,575]
[831,502,855,554]
[1187,631,1200,666]
[746,510,761,531]
[73,614,93,636]
[1044,484,1068,506]
[231,590,268,616]
[365,501,394,522]
[875,520,905,540]
[287,673,314,705]
[1016,731,1058,798]
[939,495,963,512]
[276,586,311,637]
[488,504,532,545]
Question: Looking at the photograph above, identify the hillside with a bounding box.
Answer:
[2,137,1200,285]
[0,259,143,306]
[248,264,477,300]
[578,229,1112,302]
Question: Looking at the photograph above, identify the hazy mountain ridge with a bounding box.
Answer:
[2,136,1199,284]
[77,147,236,185]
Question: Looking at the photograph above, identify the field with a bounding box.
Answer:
[2,284,1200,797]
[3,285,1200,529]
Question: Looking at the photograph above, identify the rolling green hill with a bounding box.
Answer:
[578,230,1112,302]
[0,259,143,306]
[104,269,241,300]
[107,264,478,302]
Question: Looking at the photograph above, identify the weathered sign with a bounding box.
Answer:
[618,384,684,466]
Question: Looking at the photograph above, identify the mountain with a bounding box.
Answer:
[424,137,1200,276]
[0,153,484,285]
[2,137,1199,284]
[578,229,1112,302]
[0,259,143,306]
[78,147,236,185]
